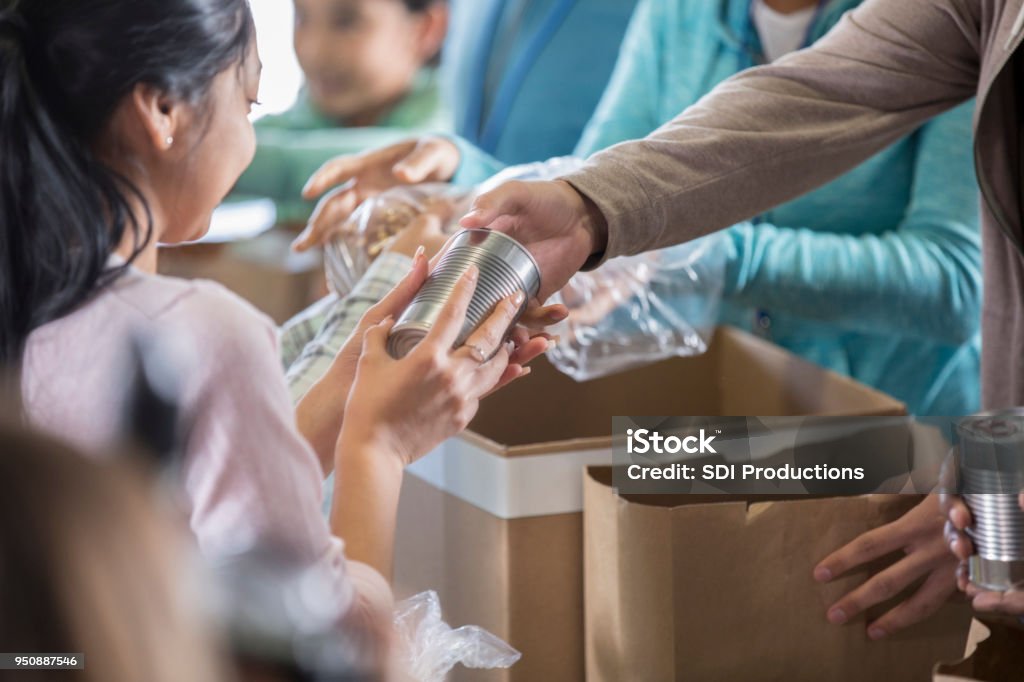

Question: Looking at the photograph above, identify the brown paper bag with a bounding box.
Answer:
[584,466,973,681]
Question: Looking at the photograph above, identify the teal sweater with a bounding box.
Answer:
[454,0,982,415]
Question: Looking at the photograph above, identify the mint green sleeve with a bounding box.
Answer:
[574,0,663,158]
[725,100,981,347]
[234,125,414,223]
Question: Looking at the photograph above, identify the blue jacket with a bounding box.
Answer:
[233,71,449,223]
[443,0,638,166]
[456,0,982,415]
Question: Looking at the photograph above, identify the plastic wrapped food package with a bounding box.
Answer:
[322,157,582,297]
[394,591,521,682]
[323,156,727,380]
[324,184,473,296]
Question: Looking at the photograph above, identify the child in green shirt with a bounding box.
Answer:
[233,0,451,224]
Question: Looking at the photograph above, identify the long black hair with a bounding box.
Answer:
[0,0,254,372]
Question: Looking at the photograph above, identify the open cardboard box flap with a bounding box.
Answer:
[467,326,904,456]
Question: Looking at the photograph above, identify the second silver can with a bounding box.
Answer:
[387,229,542,359]
[957,414,1024,591]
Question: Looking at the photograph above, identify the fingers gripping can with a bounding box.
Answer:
[957,415,1024,591]
[387,229,542,359]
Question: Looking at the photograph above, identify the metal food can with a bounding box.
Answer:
[956,415,1024,591]
[387,229,541,359]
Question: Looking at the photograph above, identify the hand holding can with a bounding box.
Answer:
[388,229,542,359]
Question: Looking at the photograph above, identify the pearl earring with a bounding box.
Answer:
[165,136,174,148]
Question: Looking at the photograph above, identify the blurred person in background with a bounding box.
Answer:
[281,0,642,405]
[0,422,230,682]
[440,0,640,170]
[299,0,981,417]
[293,0,982,643]
[0,420,380,681]
[232,0,450,223]
[277,0,631,425]
[290,0,640,251]
[0,0,550,665]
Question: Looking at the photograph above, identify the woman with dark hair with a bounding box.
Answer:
[0,0,546,648]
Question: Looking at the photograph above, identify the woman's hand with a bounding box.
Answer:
[945,490,1024,616]
[299,214,562,472]
[941,492,974,564]
[294,230,435,472]
[461,179,609,303]
[339,264,541,467]
[813,495,959,639]
[382,214,570,330]
[328,259,549,580]
[962,580,1024,616]
[294,136,461,251]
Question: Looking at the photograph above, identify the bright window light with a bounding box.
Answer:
[249,0,303,119]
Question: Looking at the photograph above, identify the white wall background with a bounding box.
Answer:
[249,0,304,118]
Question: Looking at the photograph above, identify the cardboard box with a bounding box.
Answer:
[158,230,324,325]
[584,467,973,681]
[393,327,906,682]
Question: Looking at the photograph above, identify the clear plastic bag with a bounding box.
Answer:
[476,155,585,192]
[394,591,521,682]
[323,157,581,296]
[478,156,727,380]
[324,184,472,296]
[323,156,727,380]
[545,236,727,381]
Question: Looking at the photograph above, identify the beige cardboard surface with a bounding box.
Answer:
[394,327,907,682]
[158,231,323,324]
[584,467,974,682]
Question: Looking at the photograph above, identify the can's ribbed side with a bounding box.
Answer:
[388,230,541,358]
[964,466,1024,561]
[957,415,1024,587]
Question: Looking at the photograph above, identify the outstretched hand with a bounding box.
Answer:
[294,136,461,251]
[460,179,609,303]
[813,496,959,639]
[341,265,546,467]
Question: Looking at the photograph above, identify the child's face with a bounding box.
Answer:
[293,0,442,124]
[159,41,263,244]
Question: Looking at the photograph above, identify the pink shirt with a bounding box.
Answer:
[22,264,391,632]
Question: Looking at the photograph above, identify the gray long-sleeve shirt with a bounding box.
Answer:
[562,0,1024,410]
